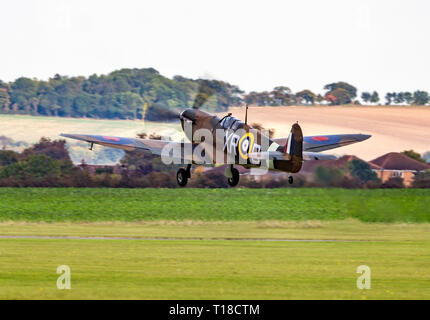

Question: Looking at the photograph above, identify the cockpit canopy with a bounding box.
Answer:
[217,115,245,131]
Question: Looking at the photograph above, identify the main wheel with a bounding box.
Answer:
[227,168,240,187]
[177,168,188,187]
[288,176,294,184]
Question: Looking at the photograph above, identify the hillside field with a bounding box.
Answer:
[1,105,430,163]
[0,114,181,164]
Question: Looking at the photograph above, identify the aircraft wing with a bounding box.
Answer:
[249,151,337,162]
[274,134,371,153]
[60,133,196,162]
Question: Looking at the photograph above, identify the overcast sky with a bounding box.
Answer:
[1,0,429,94]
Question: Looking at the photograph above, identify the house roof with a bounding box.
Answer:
[369,152,430,171]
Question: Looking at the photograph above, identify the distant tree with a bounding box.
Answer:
[403,92,413,104]
[0,68,244,119]
[412,170,430,188]
[348,159,379,183]
[254,91,271,106]
[244,91,258,106]
[325,88,352,105]
[21,137,72,161]
[325,93,337,105]
[423,151,430,163]
[120,132,177,176]
[0,81,10,111]
[412,90,429,105]
[370,91,379,104]
[273,86,292,96]
[382,177,405,188]
[0,154,62,179]
[270,86,293,106]
[296,90,316,105]
[324,82,357,104]
[361,92,371,104]
[189,171,228,188]
[314,166,344,187]
[385,92,396,105]
[394,92,405,104]
[315,94,324,104]
[0,150,19,167]
[401,150,426,163]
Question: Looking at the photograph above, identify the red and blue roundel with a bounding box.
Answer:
[311,136,329,141]
[102,136,121,142]
[304,135,341,144]
[93,135,134,145]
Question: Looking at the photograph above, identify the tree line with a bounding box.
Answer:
[1,137,429,188]
[0,69,243,120]
[1,70,430,120]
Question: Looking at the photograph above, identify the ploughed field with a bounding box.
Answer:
[227,105,430,161]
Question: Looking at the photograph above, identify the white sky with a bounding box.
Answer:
[1,0,429,95]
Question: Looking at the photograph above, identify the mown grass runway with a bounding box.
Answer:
[0,188,429,299]
[0,234,429,299]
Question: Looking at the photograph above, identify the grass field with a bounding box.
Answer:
[0,188,429,223]
[0,188,429,299]
[0,223,429,299]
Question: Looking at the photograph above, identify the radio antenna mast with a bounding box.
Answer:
[244,104,249,125]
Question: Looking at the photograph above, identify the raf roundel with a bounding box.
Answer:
[238,132,255,160]
[102,136,121,142]
[311,136,329,142]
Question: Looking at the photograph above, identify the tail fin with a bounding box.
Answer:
[281,123,303,173]
[285,123,303,158]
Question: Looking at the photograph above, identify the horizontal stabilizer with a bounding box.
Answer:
[248,151,289,161]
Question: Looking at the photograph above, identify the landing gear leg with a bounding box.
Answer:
[176,164,192,187]
[288,175,294,185]
[227,165,240,187]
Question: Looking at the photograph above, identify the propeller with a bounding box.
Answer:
[144,79,219,122]
[144,103,181,122]
[192,79,217,109]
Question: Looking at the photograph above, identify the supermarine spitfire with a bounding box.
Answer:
[61,80,371,187]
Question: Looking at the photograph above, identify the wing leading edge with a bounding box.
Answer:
[60,133,174,155]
